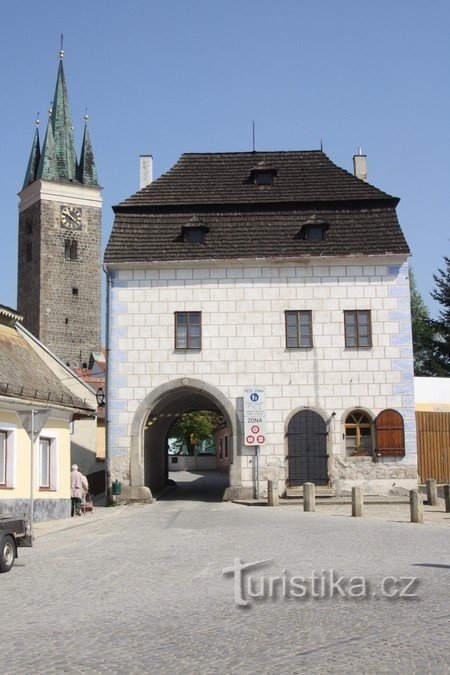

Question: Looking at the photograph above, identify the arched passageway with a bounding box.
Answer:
[130,379,238,501]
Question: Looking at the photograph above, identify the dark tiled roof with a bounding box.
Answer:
[105,207,409,263]
[116,151,396,208]
[105,151,409,264]
[0,324,93,410]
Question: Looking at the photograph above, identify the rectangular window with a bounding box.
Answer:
[39,438,51,489]
[285,310,313,348]
[175,312,202,349]
[26,242,32,262]
[224,435,229,459]
[0,431,6,486]
[65,239,78,261]
[344,310,372,347]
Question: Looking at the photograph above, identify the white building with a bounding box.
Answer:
[104,150,417,499]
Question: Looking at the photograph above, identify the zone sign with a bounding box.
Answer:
[243,387,266,446]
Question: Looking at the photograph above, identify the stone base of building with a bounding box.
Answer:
[120,485,153,503]
[223,485,255,501]
[333,478,418,497]
[0,498,71,521]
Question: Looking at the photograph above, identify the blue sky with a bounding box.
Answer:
[1,0,448,316]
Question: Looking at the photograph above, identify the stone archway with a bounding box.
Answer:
[126,378,241,501]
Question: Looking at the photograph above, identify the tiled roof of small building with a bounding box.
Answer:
[0,323,93,411]
[105,151,409,264]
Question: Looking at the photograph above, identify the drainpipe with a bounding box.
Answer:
[103,264,111,506]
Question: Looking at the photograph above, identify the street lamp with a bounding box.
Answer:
[96,387,106,408]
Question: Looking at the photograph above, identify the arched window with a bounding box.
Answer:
[345,411,373,456]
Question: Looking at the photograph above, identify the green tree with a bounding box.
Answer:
[169,410,224,456]
[409,268,438,375]
[430,254,450,376]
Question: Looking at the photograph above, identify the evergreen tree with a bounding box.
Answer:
[430,254,450,375]
[409,268,438,375]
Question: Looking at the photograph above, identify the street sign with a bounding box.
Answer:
[243,387,266,446]
[18,410,50,441]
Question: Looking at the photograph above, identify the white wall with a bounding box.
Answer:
[107,255,417,495]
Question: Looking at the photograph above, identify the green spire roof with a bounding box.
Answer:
[22,124,41,189]
[77,120,99,186]
[24,52,99,187]
[36,118,59,181]
[49,58,78,181]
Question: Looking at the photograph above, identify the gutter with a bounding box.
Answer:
[102,264,112,504]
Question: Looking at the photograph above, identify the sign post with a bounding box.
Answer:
[243,388,266,499]
[17,409,50,539]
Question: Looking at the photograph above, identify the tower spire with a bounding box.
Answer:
[78,111,99,186]
[36,45,77,182]
[36,107,59,181]
[22,115,41,189]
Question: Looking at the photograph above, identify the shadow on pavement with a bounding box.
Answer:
[159,470,229,502]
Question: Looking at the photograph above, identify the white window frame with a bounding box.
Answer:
[37,432,58,491]
[0,423,16,488]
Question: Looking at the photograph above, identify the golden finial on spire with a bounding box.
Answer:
[59,33,64,59]
[36,113,40,127]
[84,107,89,123]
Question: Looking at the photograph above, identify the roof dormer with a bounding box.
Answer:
[295,216,330,242]
[249,161,277,186]
[182,215,209,244]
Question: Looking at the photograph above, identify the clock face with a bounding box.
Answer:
[60,206,82,230]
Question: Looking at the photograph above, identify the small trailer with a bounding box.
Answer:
[0,517,33,573]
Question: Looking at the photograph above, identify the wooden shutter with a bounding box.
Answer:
[375,409,405,457]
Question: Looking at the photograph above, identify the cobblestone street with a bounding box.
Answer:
[2,474,449,674]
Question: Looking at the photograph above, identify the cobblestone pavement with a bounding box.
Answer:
[2,472,449,674]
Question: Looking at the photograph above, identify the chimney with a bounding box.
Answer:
[353,150,367,181]
[139,154,153,189]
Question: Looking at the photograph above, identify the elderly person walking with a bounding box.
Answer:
[70,464,89,516]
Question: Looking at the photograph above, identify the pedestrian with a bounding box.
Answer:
[70,464,89,516]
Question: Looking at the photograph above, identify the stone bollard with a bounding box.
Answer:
[444,484,450,513]
[352,486,364,517]
[267,480,279,507]
[410,489,424,524]
[426,478,438,506]
[303,482,315,512]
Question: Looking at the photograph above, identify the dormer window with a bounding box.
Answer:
[184,228,205,244]
[296,219,329,242]
[249,162,277,186]
[306,224,326,241]
[182,215,209,244]
[254,171,274,186]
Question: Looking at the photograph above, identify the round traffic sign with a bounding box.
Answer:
[246,435,255,444]
[251,425,259,434]
[257,435,265,444]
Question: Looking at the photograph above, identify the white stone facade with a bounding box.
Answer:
[107,254,417,498]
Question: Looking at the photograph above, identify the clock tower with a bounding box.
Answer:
[18,48,102,369]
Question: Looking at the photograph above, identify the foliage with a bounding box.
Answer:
[430,255,450,376]
[409,268,439,376]
[169,410,224,456]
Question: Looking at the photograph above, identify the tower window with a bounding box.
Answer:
[26,221,33,235]
[65,239,78,261]
[72,288,79,296]
[26,243,32,262]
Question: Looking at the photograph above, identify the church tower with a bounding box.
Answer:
[17,47,102,369]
